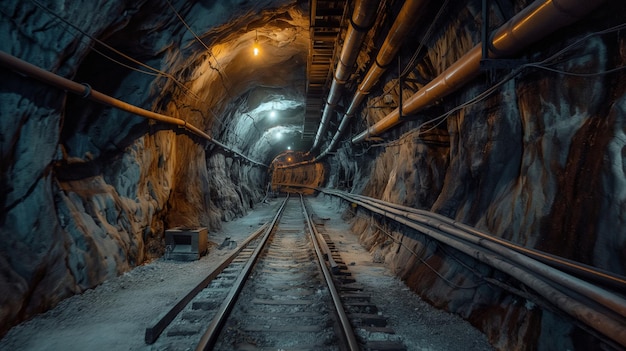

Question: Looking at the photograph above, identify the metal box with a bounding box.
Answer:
[165,227,208,261]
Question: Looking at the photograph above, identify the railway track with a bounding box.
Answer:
[146,194,405,350]
[317,188,626,349]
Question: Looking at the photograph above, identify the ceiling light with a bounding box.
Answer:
[253,30,259,56]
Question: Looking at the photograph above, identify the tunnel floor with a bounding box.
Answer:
[0,196,492,351]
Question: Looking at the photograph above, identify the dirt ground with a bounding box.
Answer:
[0,195,493,350]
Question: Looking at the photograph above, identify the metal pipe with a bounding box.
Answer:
[316,0,430,158]
[326,190,626,347]
[311,0,379,150]
[351,0,605,143]
[345,191,626,319]
[0,50,267,167]
[350,192,626,290]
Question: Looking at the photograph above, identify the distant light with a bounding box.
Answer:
[287,146,291,150]
[270,110,276,118]
[276,132,282,140]
[287,157,293,162]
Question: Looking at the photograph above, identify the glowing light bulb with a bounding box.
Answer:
[253,30,260,56]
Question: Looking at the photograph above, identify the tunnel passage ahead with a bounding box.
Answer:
[269,151,325,194]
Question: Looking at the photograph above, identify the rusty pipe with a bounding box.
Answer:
[0,50,267,167]
[351,0,605,143]
[311,0,379,150]
[317,0,430,157]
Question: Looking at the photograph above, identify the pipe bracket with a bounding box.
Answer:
[350,17,374,33]
[374,58,392,70]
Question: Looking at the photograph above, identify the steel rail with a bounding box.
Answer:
[144,221,270,344]
[323,189,626,347]
[301,199,339,272]
[300,195,359,351]
[195,195,290,351]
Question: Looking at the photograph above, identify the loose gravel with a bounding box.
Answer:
[0,196,493,351]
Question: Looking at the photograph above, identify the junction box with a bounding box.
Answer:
[165,227,208,261]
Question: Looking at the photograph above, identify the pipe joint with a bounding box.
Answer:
[357,86,371,95]
[334,75,349,86]
[81,83,92,98]
[334,60,351,84]
[350,16,374,33]
[374,58,392,70]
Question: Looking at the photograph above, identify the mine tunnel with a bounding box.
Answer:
[1,0,626,349]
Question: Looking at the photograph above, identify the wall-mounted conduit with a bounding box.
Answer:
[0,50,267,168]
[320,188,626,349]
[350,0,606,143]
[318,0,431,156]
[311,0,380,151]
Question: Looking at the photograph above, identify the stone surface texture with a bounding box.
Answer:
[324,1,626,350]
[1,0,625,350]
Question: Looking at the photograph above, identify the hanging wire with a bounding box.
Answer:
[367,0,451,109]
[89,47,161,77]
[400,0,451,78]
[28,0,201,101]
[369,22,626,149]
[164,0,233,96]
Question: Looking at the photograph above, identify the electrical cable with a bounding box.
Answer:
[164,0,233,96]
[400,0,451,78]
[33,0,238,148]
[28,0,201,101]
[89,47,161,77]
[523,63,626,77]
[366,0,451,109]
[369,22,626,149]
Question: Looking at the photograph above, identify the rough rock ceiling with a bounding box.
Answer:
[2,0,626,349]
[151,0,312,164]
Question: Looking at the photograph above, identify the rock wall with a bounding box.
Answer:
[331,1,626,350]
[0,0,277,336]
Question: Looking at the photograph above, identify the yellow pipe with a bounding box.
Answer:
[0,50,266,167]
[351,0,605,143]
